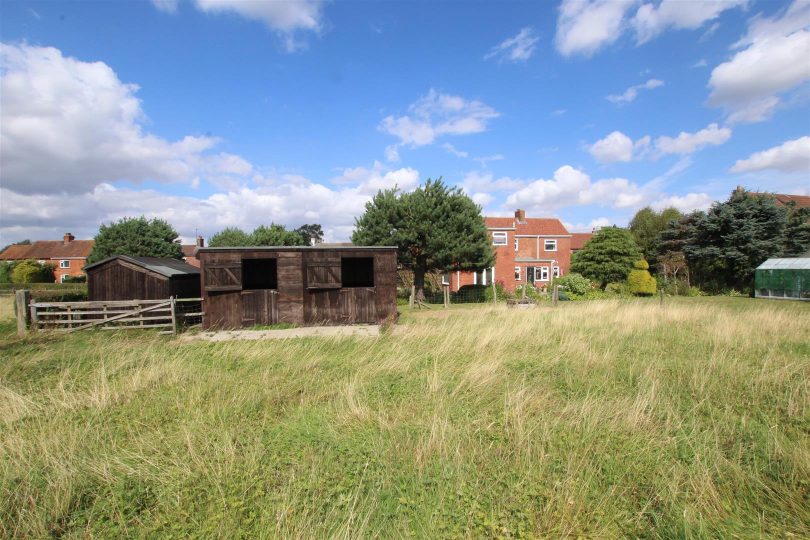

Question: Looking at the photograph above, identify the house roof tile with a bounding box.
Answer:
[485,216,569,236]
[571,233,593,250]
[0,240,94,260]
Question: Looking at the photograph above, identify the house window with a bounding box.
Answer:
[514,266,521,281]
[544,239,557,251]
[538,266,550,282]
[341,257,374,288]
[552,266,560,278]
[60,274,70,283]
[514,238,519,251]
[442,273,450,286]
[527,267,535,283]
[242,258,278,290]
[60,260,70,268]
[492,232,507,246]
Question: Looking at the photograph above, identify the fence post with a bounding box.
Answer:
[552,285,559,307]
[409,285,415,309]
[492,281,497,304]
[659,289,664,307]
[443,284,449,308]
[15,289,31,336]
[170,296,178,334]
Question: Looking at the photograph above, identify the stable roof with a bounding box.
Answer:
[84,255,200,277]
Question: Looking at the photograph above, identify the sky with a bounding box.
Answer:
[1,0,809,245]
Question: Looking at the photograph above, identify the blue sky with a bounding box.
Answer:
[1,0,808,244]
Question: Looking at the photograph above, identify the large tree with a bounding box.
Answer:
[352,178,493,301]
[296,223,324,245]
[629,206,683,264]
[209,224,313,247]
[684,189,789,291]
[87,216,182,264]
[570,227,641,288]
[783,202,810,256]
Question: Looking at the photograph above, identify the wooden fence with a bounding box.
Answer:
[23,296,203,335]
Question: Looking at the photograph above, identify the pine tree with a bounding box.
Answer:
[87,217,182,264]
[570,227,641,288]
[352,178,493,301]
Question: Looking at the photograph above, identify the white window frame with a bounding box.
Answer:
[441,273,450,286]
[538,266,550,282]
[544,239,557,252]
[552,266,560,278]
[492,232,507,246]
[514,266,521,281]
[59,260,70,268]
[60,274,70,283]
[514,238,519,252]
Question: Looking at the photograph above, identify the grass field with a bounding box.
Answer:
[1,297,808,538]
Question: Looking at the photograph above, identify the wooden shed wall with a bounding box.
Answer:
[199,249,397,329]
[88,260,171,301]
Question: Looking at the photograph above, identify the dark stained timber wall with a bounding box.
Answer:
[199,247,398,329]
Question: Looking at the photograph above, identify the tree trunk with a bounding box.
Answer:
[413,260,427,302]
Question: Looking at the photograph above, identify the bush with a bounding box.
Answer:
[61,274,87,283]
[553,273,592,297]
[605,282,631,296]
[0,261,15,284]
[484,281,509,302]
[514,284,544,301]
[453,284,487,303]
[627,260,657,296]
[11,259,55,284]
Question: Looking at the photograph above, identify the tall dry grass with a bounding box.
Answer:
[0,297,808,537]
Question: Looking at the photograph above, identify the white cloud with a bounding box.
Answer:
[461,171,525,194]
[505,165,645,211]
[151,0,179,14]
[632,0,746,44]
[555,0,745,57]
[484,27,539,62]
[709,1,810,123]
[730,136,810,173]
[606,78,663,104]
[0,43,250,194]
[692,59,708,68]
[651,192,713,212]
[471,192,494,207]
[654,123,731,155]
[442,143,469,158]
[555,0,636,57]
[384,144,400,163]
[379,89,499,147]
[473,154,504,167]
[564,217,611,232]
[589,131,650,163]
[0,161,423,245]
[154,0,325,51]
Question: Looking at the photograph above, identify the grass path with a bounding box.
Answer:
[1,297,808,537]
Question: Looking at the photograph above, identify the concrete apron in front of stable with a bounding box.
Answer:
[179,325,381,342]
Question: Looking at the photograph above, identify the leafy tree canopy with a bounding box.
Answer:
[11,259,55,283]
[209,224,313,247]
[629,206,683,264]
[570,227,641,288]
[88,216,182,264]
[296,224,324,245]
[683,189,790,291]
[352,178,493,300]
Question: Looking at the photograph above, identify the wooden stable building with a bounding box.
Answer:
[85,256,201,301]
[197,246,397,329]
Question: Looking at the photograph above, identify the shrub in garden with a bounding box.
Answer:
[10,259,55,283]
[552,273,592,297]
[627,260,657,296]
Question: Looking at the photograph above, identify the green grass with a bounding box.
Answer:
[1,297,809,538]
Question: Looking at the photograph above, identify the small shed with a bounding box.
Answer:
[85,256,201,301]
[197,246,398,329]
[754,258,810,301]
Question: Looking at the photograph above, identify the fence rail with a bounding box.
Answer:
[23,296,202,334]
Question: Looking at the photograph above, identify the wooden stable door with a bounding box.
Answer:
[241,289,278,327]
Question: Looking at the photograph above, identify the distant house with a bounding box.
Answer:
[571,232,593,254]
[750,191,810,209]
[181,236,205,268]
[450,209,573,293]
[0,233,94,282]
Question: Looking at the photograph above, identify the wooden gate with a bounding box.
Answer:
[241,289,279,326]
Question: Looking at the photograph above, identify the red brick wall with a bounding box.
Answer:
[50,259,88,283]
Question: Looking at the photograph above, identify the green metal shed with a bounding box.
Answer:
[754,258,810,301]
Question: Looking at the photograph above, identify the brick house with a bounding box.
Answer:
[571,232,593,253]
[181,236,205,268]
[449,210,573,293]
[0,233,94,282]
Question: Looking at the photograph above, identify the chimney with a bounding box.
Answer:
[515,209,526,223]
[63,232,75,245]
[196,235,205,248]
